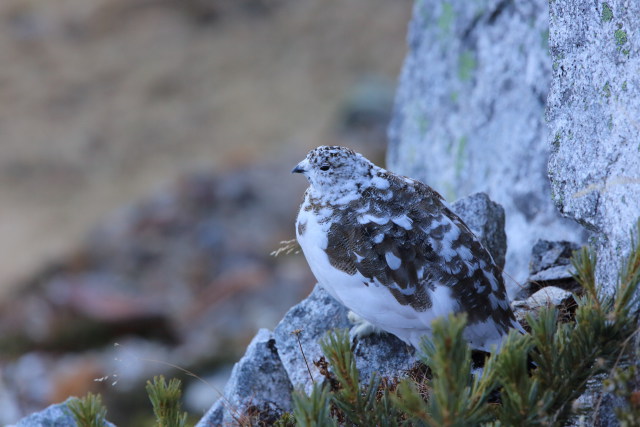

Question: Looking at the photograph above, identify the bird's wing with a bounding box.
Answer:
[324,175,517,332]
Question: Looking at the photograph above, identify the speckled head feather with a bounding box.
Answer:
[292,146,395,204]
[293,146,523,352]
[292,146,377,195]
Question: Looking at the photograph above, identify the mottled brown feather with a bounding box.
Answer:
[309,170,517,332]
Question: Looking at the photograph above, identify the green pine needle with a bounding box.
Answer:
[418,313,496,426]
[67,392,108,427]
[287,220,640,426]
[145,375,189,427]
[291,384,337,427]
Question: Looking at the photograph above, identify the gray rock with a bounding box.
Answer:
[272,290,418,394]
[512,286,575,325]
[9,398,115,427]
[547,3,640,424]
[197,328,292,426]
[513,240,581,300]
[530,240,580,275]
[529,264,574,284]
[569,374,626,427]
[514,286,574,310]
[451,192,507,270]
[547,1,640,291]
[273,285,350,394]
[196,399,224,427]
[523,264,580,297]
[387,0,583,285]
[352,332,417,386]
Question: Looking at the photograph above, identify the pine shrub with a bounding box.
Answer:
[291,220,640,426]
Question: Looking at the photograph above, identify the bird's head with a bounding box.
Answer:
[292,146,375,193]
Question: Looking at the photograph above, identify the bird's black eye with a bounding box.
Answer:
[320,164,330,171]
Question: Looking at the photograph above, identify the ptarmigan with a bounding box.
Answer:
[292,146,523,352]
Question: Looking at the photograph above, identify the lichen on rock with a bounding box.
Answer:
[547,0,640,293]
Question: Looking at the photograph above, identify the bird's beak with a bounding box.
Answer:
[291,158,309,174]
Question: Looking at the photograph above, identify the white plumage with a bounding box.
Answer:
[293,146,523,352]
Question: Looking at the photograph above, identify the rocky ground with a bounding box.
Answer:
[8,191,585,426]
[197,192,583,425]
[0,0,412,424]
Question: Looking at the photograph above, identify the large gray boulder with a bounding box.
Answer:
[352,332,417,387]
[387,0,583,284]
[547,1,640,291]
[546,2,640,425]
[451,192,507,271]
[196,329,292,426]
[273,285,351,394]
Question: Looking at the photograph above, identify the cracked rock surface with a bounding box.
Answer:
[547,3,640,424]
[547,1,640,291]
[273,285,351,394]
[451,192,507,271]
[196,329,292,426]
[513,240,581,300]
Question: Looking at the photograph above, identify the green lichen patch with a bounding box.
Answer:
[622,81,628,91]
[553,132,561,148]
[444,181,456,201]
[602,81,612,98]
[438,2,454,33]
[601,2,613,23]
[446,136,454,155]
[615,28,628,46]
[417,0,430,23]
[458,50,476,82]
[540,29,550,51]
[417,115,429,136]
[551,188,564,207]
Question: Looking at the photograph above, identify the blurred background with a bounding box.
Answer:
[0,0,412,424]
